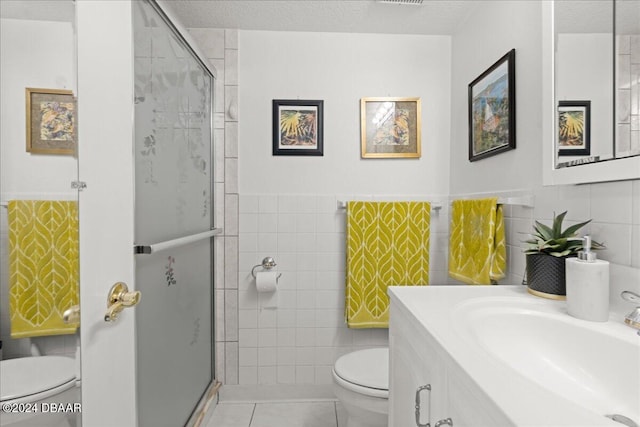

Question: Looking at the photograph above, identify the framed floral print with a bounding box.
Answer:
[360,97,421,159]
[272,99,324,156]
[26,87,76,155]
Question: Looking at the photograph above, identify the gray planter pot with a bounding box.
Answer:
[526,253,573,300]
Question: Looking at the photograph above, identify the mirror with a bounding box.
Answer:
[0,0,81,424]
[615,0,640,160]
[553,0,640,170]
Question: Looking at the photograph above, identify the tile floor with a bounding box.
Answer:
[205,401,347,427]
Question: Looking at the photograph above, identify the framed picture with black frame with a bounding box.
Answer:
[468,49,516,162]
[557,100,590,156]
[272,99,323,156]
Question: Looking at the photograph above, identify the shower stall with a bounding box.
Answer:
[76,0,219,425]
[132,1,218,426]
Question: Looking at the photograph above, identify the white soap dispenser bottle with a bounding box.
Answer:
[565,235,610,322]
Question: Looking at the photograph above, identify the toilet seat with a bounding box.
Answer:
[0,356,76,404]
[333,348,389,399]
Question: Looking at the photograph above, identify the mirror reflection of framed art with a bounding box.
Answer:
[557,100,591,156]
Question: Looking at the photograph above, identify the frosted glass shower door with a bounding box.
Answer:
[133,1,215,426]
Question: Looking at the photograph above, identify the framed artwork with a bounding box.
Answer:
[557,100,591,156]
[360,97,421,158]
[26,87,76,155]
[272,99,323,156]
[468,49,516,162]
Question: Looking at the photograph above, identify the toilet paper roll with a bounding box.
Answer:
[255,271,278,293]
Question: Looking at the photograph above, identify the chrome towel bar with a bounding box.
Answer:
[336,195,534,211]
[336,200,442,211]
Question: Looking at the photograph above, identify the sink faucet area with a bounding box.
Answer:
[621,291,640,332]
[388,284,640,427]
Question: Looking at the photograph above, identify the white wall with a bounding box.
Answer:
[450,1,542,195]
[200,1,640,390]
[0,19,77,198]
[239,30,451,196]
[0,18,78,359]
[235,30,452,386]
[450,1,640,283]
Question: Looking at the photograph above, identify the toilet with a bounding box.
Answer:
[332,347,389,427]
[0,356,80,427]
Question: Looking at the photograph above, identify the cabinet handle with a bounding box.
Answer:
[415,384,431,427]
[435,418,453,427]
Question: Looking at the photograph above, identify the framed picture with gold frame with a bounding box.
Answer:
[26,87,76,155]
[360,97,421,158]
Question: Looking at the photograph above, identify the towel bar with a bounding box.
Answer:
[336,200,443,211]
[336,195,534,211]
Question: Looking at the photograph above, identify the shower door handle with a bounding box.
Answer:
[104,282,141,322]
[134,228,222,254]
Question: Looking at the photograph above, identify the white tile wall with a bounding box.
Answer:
[190,26,639,390]
[238,193,449,385]
[504,181,640,283]
[189,27,240,384]
[234,184,639,386]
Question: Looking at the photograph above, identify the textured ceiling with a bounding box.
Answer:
[555,0,640,34]
[0,0,74,22]
[2,0,636,37]
[165,0,481,35]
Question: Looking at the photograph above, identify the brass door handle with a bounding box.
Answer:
[104,282,141,322]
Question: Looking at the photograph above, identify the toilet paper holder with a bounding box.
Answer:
[251,257,282,279]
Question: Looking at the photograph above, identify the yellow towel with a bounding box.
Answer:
[346,201,430,328]
[448,198,506,285]
[8,200,79,338]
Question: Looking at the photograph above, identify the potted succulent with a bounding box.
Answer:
[524,211,604,299]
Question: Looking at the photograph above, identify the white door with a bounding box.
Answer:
[77,1,138,425]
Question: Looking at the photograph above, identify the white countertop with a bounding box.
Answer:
[388,285,640,427]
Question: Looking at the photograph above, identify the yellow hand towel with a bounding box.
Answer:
[8,200,79,338]
[448,198,506,285]
[346,201,430,328]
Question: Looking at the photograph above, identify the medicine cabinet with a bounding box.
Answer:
[542,0,640,185]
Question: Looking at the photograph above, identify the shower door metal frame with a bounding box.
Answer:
[133,1,219,426]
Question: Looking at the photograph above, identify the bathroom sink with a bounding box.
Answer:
[452,296,640,424]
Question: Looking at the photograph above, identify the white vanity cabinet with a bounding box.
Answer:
[389,292,512,427]
[388,286,634,427]
[389,302,448,427]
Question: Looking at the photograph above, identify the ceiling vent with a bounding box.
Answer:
[378,0,424,5]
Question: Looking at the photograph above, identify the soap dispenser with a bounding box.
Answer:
[566,235,610,322]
